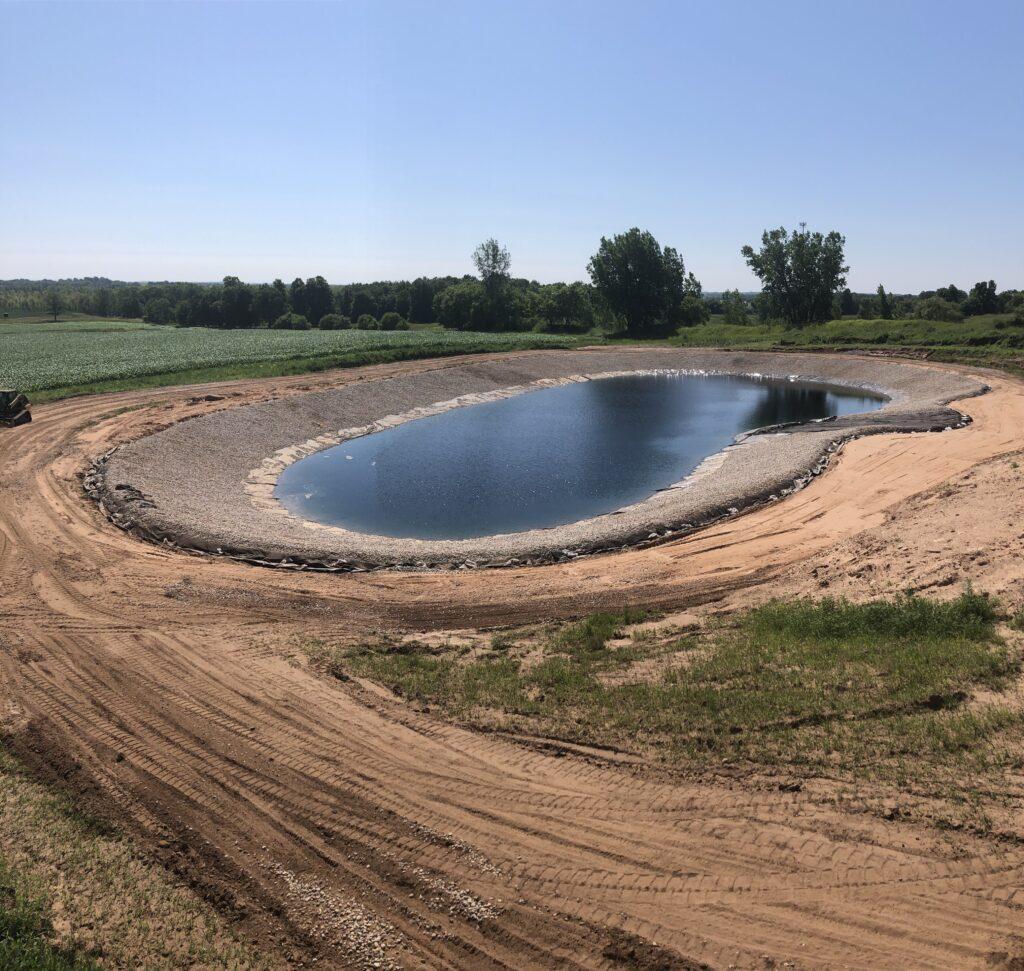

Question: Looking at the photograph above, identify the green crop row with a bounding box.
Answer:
[0,322,578,394]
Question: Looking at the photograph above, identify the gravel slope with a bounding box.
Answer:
[93,348,987,568]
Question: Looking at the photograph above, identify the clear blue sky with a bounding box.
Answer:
[1,0,1021,291]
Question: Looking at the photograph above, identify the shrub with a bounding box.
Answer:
[917,296,964,322]
[531,316,590,334]
[378,311,409,331]
[433,280,487,329]
[317,313,350,330]
[270,312,310,330]
[355,313,378,330]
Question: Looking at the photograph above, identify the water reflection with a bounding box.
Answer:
[742,385,829,430]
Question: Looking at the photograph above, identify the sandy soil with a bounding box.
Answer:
[2,352,1024,969]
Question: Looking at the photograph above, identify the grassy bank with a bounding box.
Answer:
[0,745,273,969]
[664,312,1024,373]
[317,592,1023,790]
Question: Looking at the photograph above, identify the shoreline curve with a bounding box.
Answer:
[87,348,988,570]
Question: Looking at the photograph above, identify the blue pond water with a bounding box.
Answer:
[274,373,883,540]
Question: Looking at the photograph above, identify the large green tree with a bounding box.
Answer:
[303,275,334,324]
[962,280,1000,316]
[876,284,893,320]
[936,283,966,305]
[472,238,511,297]
[251,282,288,325]
[587,228,703,337]
[741,224,848,327]
[45,289,63,321]
[221,276,255,328]
[408,277,436,322]
[288,278,307,318]
[720,289,749,325]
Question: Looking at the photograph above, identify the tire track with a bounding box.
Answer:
[2,353,1024,968]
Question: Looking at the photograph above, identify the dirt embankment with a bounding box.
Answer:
[2,351,1024,969]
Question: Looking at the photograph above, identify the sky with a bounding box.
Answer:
[1,0,1021,292]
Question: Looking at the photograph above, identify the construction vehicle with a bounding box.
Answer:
[0,389,31,428]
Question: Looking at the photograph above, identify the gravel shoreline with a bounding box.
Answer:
[89,348,988,569]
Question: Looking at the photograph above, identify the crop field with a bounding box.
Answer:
[0,318,580,398]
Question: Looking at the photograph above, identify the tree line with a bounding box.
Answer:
[3,228,1021,334]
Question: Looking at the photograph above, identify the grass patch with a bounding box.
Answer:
[0,866,98,970]
[330,592,1022,785]
[669,313,1024,352]
[665,313,1024,377]
[552,608,648,657]
[0,745,273,969]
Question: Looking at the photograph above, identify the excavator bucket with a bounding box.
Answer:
[0,389,31,428]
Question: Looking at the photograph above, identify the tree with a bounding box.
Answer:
[143,297,174,324]
[962,280,1000,316]
[318,313,350,330]
[94,288,112,317]
[355,313,378,329]
[252,283,288,325]
[288,278,307,318]
[472,238,511,297]
[221,276,255,328]
[303,275,333,324]
[876,284,893,320]
[433,281,485,329]
[741,224,848,327]
[936,283,966,305]
[721,289,749,325]
[350,290,377,321]
[917,296,964,322]
[45,289,63,321]
[839,288,858,315]
[536,282,596,333]
[470,239,522,329]
[587,228,702,337]
[379,311,409,331]
[409,277,436,322]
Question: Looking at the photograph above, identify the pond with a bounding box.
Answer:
[274,373,884,540]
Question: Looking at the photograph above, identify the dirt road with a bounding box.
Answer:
[2,354,1024,969]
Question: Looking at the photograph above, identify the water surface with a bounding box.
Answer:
[275,373,883,539]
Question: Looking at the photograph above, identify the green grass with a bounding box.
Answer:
[670,313,1024,350]
[0,316,587,401]
[333,592,1022,784]
[0,867,98,970]
[663,313,1024,376]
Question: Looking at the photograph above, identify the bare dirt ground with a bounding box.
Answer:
[2,352,1024,969]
